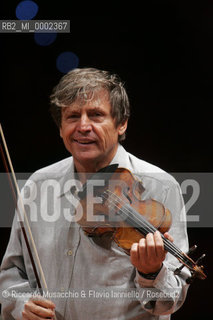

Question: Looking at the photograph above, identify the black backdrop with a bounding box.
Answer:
[0,1,212,319]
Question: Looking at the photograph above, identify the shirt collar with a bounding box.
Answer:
[109,143,131,169]
[59,143,131,197]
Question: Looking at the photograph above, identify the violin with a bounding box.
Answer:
[74,164,206,283]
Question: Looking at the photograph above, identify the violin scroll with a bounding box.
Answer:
[174,245,206,282]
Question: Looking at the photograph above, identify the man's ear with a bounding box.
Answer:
[118,119,128,136]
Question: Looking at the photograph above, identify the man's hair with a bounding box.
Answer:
[49,67,130,141]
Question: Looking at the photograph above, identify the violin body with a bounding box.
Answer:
[74,165,206,281]
[76,168,172,253]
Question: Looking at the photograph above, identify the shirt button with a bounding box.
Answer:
[67,249,72,256]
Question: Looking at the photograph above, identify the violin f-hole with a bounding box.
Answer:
[122,186,132,204]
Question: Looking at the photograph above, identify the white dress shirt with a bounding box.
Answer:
[0,144,190,320]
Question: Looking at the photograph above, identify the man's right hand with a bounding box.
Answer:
[22,297,55,319]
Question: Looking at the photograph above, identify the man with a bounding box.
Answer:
[0,68,190,319]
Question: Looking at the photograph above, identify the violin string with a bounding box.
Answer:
[101,190,190,264]
[103,190,159,235]
[102,190,153,234]
[109,191,194,266]
[104,191,189,263]
[105,190,187,261]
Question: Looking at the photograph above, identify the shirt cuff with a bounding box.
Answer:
[11,297,29,320]
[137,265,163,280]
[136,264,166,288]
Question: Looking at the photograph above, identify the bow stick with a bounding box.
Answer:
[0,123,48,294]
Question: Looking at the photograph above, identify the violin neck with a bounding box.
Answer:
[119,204,195,270]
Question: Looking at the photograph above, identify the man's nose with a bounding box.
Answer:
[77,114,92,132]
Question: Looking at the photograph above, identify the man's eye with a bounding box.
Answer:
[91,112,102,117]
[68,114,79,119]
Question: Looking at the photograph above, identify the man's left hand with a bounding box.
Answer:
[130,231,173,275]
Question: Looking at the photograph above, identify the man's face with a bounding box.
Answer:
[60,89,127,172]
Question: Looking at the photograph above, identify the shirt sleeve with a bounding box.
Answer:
[0,211,37,320]
[134,182,191,315]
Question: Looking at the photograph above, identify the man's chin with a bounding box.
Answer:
[74,152,101,166]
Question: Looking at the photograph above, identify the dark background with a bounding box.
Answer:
[0,1,212,319]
